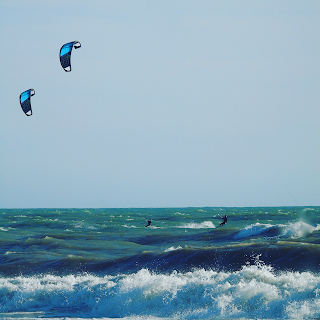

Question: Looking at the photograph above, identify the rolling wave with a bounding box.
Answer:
[234,221,317,240]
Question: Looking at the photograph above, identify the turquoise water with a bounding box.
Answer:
[0,207,319,319]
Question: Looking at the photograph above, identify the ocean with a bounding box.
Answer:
[0,207,319,319]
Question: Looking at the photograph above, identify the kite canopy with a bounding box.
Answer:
[19,89,35,116]
[59,41,81,72]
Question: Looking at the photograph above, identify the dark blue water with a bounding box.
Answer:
[0,207,319,319]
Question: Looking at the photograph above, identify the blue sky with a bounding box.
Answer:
[0,1,319,208]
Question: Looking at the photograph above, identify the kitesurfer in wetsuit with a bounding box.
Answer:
[219,215,228,227]
[145,219,152,227]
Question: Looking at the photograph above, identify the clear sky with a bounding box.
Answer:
[0,1,319,208]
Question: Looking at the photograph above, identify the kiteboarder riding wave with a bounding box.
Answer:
[218,215,228,227]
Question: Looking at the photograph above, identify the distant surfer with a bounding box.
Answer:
[218,215,227,227]
[145,219,152,227]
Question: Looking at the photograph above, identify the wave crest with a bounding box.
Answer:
[234,221,316,240]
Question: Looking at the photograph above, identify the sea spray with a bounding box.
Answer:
[1,263,320,319]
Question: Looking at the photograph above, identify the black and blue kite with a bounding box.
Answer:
[59,41,81,72]
[19,89,35,116]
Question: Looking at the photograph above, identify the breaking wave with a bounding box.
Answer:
[234,221,317,240]
[1,261,320,319]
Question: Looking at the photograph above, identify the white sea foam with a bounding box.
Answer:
[0,226,14,232]
[282,221,316,239]
[234,221,316,240]
[178,221,215,229]
[164,246,183,252]
[1,263,320,319]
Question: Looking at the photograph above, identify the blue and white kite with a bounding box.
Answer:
[19,89,35,116]
[59,41,81,72]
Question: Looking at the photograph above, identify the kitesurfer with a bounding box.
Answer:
[218,215,228,227]
[145,219,152,227]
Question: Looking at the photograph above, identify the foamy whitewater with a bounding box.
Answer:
[0,207,319,319]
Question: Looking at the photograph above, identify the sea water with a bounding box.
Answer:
[0,207,319,319]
